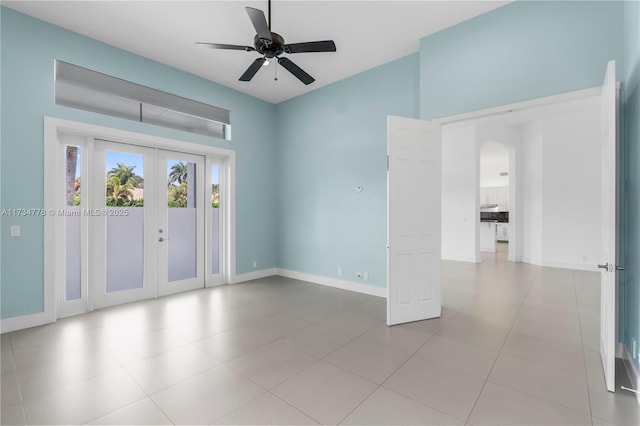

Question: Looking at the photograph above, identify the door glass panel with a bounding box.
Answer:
[167,160,197,282]
[105,151,145,293]
[211,163,220,275]
[65,145,81,300]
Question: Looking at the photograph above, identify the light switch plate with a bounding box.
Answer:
[11,226,21,237]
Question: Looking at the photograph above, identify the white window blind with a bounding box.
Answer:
[55,60,231,140]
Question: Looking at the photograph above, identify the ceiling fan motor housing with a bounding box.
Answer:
[255,33,285,58]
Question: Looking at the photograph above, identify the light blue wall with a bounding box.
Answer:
[420,0,624,120]
[621,0,640,370]
[0,7,277,319]
[275,54,419,287]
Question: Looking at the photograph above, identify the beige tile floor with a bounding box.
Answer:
[1,243,639,425]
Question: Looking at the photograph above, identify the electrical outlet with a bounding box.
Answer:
[337,268,342,276]
[355,272,362,279]
[10,226,20,237]
[252,261,257,268]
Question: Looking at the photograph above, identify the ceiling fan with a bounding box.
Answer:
[196,0,336,85]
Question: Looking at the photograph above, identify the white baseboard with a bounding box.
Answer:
[541,260,598,272]
[2,266,384,334]
[522,256,542,266]
[1,310,55,334]
[619,343,640,405]
[276,268,386,298]
[520,257,596,272]
[441,253,480,263]
[229,268,278,284]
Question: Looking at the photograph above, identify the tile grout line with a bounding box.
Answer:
[268,391,324,425]
[335,383,381,425]
[115,352,179,426]
[572,269,595,426]
[331,309,458,424]
[335,302,469,424]
[7,331,28,426]
[207,310,375,425]
[216,363,297,412]
[5,332,26,419]
[462,265,539,425]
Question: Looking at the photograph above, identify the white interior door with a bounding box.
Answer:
[387,116,442,326]
[599,60,618,392]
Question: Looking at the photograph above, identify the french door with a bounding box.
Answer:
[157,150,206,297]
[90,140,206,308]
[92,141,157,308]
[59,137,211,314]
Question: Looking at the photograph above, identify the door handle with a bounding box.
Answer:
[158,237,170,242]
[598,263,626,272]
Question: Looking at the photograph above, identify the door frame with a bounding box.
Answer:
[438,85,610,267]
[44,117,236,319]
[436,81,622,393]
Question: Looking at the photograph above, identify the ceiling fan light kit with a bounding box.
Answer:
[196,0,336,85]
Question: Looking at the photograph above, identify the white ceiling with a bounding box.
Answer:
[4,0,510,104]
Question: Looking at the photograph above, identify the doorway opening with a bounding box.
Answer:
[439,79,618,393]
[479,141,511,263]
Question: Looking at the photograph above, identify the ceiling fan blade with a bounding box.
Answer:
[284,40,336,54]
[245,7,272,43]
[277,57,315,85]
[239,58,266,82]
[196,42,255,52]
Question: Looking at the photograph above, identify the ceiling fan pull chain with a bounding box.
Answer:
[274,60,278,81]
